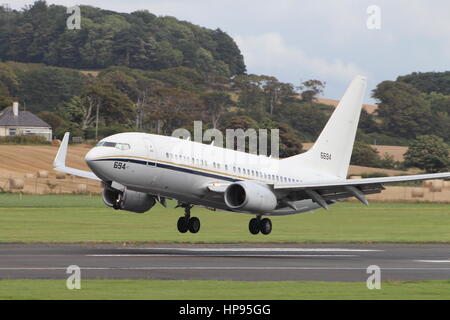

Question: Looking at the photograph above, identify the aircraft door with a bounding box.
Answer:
[142,138,158,186]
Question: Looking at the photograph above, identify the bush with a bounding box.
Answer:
[0,135,50,145]
[361,172,389,178]
[404,135,449,173]
[350,142,381,167]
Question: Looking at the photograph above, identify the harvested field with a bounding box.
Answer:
[0,144,101,194]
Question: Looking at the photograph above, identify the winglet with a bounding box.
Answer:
[53,132,70,168]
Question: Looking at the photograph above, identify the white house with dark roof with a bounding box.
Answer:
[0,102,52,141]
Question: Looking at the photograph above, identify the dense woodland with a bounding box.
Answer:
[0,1,448,171]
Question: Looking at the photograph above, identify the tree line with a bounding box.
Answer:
[0,1,245,76]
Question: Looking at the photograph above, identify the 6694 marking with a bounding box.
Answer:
[320,152,332,160]
[113,161,126,170]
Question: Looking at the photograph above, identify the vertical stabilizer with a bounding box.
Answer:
[282,75,367,179]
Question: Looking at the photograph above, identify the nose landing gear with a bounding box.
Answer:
[176,203,200,234]
[249,216,272,235]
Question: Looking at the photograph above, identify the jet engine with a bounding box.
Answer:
[102,188,156,213]
[224,181,277,213]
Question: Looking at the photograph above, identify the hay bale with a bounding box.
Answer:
[52,139,61,147]
[55,172,65,179]
[76,184,87,194]
[350,175,362,180]
[411,188,424,198]
[422,180,433,187]
[9,178,24,190]
[429,180,444,192]
[444,181,450,189]
[37,170,48,178]
[24,173,35,179]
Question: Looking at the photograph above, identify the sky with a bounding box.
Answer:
[8,0,450,104]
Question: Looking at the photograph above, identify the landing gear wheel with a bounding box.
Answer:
[177,216,189,233]
[260,218,272,235]
[249,218,260,235]
[188,217,201,233]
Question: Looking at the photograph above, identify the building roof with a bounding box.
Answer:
[0,107,51,128]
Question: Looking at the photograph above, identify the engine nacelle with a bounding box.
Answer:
[224,181,277,213]
[102,188,156,213]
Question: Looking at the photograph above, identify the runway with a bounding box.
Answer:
[0,243,449,281]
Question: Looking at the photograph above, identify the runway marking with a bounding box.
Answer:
[415,260,450,263]
[85,254,358,258]
[129,248,382,252]
[1,267,450,271]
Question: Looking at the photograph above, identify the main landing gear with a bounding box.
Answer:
[177,204,201,234]
[249,216,272,235]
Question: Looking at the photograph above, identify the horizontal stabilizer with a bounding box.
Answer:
[53,132,100,181]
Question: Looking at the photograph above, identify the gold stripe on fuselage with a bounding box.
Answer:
[91,155,263,181]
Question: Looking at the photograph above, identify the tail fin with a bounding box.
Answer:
[282,75,367,179]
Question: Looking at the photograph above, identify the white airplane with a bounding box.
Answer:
[53,75,450,235]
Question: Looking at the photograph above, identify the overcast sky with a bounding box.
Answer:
[9,0,450,103]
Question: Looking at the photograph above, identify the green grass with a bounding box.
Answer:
[0,193,449,243]
[0,279,449,299]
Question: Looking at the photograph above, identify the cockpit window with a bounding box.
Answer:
[115,143,130,150]
[96,141,116,147]
[96,141,130,150]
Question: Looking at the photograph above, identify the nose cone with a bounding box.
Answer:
[84,148,96,163]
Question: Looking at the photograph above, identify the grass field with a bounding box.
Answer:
[0,279,449,300]
[0,193,449,243]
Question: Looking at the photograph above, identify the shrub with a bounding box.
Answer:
[0,135,50,145]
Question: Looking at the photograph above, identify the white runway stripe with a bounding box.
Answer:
[85,254,357,258]
[415,260,450,263]
[130,248,382,252]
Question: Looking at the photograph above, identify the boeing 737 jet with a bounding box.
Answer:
[53,76,450,235]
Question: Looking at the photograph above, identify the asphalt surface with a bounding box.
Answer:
[0,243,449,281]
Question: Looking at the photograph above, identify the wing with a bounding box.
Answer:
[274,172,450,209]
[53,132,100,181]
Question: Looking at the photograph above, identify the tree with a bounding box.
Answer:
[350,142,381,167]
[37,111,65,131]
[200,91,232,129]
[404,135,449,173]
[275,102,329,141]
[18,66,85,113]
[372,81,433,139]
[398,71,450,95]
[144,87,205,135]
[260,76,294,115]
[259,118,303,158]
[358,109,379,134]
[60,82,134,134]
[298,80,325,102]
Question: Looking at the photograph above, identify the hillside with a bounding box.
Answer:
[0,2,245,76]
[0,2,447,174]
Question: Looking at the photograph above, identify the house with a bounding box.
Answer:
[0,102,52,141]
